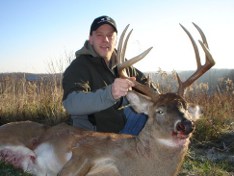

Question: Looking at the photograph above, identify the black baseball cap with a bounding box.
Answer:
[90,15,117,35]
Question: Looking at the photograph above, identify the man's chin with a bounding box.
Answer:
[100,53,112,61]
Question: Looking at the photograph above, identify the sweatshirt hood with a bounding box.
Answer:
[75,40,98,58]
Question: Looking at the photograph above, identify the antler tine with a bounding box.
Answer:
[120,28,133,65]
[193,22,215,68]
[117,24,153,77]
[117,24,132,66]
[118,47,153,76]
[192,22,208,48]
[177,23,215,96]
[116,25,157,99]
[179,23,201,68]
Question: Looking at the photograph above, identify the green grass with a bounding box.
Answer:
[0,161,31,176]
[179,147,234,176]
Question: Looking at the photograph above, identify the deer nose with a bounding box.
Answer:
[175,120,194,135]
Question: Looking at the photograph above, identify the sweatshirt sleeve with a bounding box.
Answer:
[63,84,117,115]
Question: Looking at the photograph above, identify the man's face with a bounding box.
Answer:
[89,24,117,61]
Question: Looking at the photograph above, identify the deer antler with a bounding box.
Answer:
[176,23,215,96]
[116,25,157,99]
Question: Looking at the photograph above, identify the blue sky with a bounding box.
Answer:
[1,0,234,73]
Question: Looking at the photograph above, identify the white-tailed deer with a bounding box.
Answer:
[0,23,215,176]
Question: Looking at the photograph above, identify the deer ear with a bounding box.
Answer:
[188,104,202,121]
[126,91,153,114]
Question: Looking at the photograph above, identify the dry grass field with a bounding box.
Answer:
[0,70,233,175]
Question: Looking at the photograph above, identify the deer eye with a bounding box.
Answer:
[156,109,164,115]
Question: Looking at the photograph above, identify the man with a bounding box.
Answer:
[62,15,148,135]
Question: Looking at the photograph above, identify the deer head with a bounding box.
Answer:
[117,23,215,147]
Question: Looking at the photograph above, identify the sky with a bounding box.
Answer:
[1,0,234,73]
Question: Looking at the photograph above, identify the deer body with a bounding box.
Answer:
[0,121,80,175]
[58,92,199,176]
[62,135,188,176]
[0,121,47,173]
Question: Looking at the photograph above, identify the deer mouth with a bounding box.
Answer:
[172,120,194,140]
[157,120,195,148]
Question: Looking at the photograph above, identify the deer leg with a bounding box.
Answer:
[59,155,121,176]
[86,157,121,176]
[58,156,92,176]
[0,145,36,171]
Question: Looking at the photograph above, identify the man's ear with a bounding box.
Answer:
[114,35,118,46]
[89,35,93,45]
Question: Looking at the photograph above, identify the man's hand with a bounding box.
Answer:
[111,77,136,100]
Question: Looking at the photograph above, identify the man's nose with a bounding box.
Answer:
[103,35,109,42]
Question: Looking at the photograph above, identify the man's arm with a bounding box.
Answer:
[63,77,135,115]
[63,85,116,115]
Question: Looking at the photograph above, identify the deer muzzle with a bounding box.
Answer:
[174,120,194,138]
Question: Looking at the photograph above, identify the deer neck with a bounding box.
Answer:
[136,122,190,159]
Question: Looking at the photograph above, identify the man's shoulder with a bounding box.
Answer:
[71,55,93,65]
[64,55,100,75]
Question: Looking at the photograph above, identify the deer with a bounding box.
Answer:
[0,23,215,176]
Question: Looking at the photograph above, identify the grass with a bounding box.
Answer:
[179,158,234,176]
[0,71,233,175]
[0,73,67,125]
[0,161,31,176]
